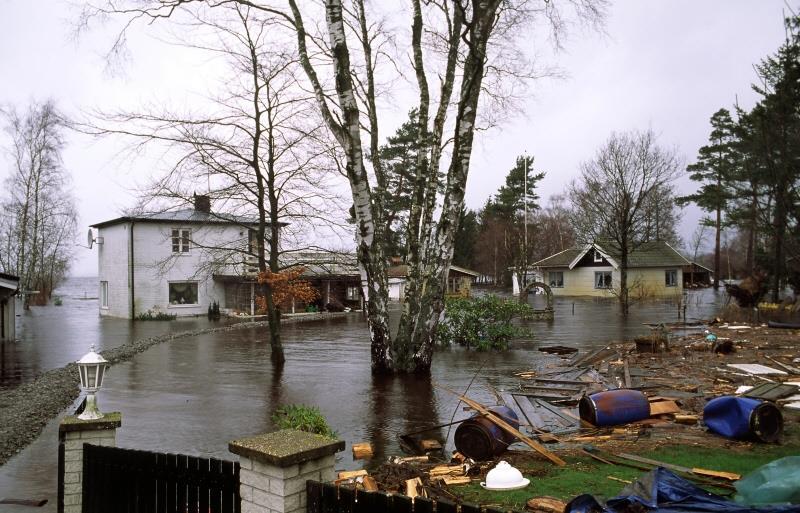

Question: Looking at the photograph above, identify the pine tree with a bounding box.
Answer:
[678,108,737,289]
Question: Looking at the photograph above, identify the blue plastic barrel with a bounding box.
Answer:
[579,389,651,426]
[454,406,519,461]
[703,396,783,442]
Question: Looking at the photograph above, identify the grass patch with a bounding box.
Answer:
[272,404,337,438]
[454,425,800,510]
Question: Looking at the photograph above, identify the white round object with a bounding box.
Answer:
[480,461,530,491]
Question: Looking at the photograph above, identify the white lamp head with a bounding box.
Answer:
[77,345,109,420]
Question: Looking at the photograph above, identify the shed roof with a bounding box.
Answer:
[0,272,20,291]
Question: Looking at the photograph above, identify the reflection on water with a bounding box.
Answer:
[0,283,726,512]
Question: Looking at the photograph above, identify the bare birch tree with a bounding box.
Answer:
[81,0,607,373]
[0,101,78,306]
[569,130,682,315]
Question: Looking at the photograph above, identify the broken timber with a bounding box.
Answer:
[436,383,566,466]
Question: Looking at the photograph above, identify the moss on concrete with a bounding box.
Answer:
[229,429,344,467]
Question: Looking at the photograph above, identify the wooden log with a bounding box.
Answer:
[405,477,422,499]
[352,442,373,460]
[337,469,368,480]
[420,439,442,451]
[437,384,566,466]
[361,476,378,492]
[428,465,465,477]
[674,414,699,425]
[526,496,567,513]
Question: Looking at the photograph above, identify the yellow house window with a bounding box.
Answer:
[665,270,677,287]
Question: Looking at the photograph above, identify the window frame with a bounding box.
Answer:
[594,271,612,289]
[100,281,109,308]
[168,281,199,307]
[346,285,360,301]
[665,269,678,287]
[593,250,603,263]
[171,228,191,254]
[548,271,564,288]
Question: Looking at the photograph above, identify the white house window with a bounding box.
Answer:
[172,229,191,253]
[595,271,612,289]
[593,250,603,263]
[548,271,564,288]
[169,282,198,305]
[346,285,360,301]
[100,281,109,308]
[665,269,677,287]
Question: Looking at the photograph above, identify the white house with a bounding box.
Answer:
[91,196,261,318]
[0,272,19,340]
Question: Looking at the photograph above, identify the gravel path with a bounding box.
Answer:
[0,312,354,466]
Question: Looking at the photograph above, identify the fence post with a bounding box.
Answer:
[57,412,122,513]
[229,429,344,513]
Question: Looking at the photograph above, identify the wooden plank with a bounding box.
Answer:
[338,469,369,480]
[177,454,189,513]
[692,468,742,481]
[414,497,434,513]
[389,493,412,513]
[616,453,740,480]
[649,400,681,415]
[436,499,459,513]
[209,458,223,513]
[186,455,199,513]
[441,476,471,485]
[511,395,545,430]
[438,385,566,466]
[306,481,323,513]
[320,483,339,513]
[461,503,482,513]
[353,489,380,513]
[220,460,236,513]
[533,398,578,427]
[338,485,356,513]
[198,457,210,513]
[623,359,632,388]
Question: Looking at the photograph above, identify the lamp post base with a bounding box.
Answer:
[77,393,104,421]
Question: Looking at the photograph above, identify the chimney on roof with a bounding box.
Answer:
[194,194,211,213]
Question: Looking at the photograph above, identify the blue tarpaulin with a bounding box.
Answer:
[565,468,800,513]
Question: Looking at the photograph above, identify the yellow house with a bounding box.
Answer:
[533,241,689,299]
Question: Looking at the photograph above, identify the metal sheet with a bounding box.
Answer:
[727,363,787,375]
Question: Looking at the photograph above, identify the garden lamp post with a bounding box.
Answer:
[77,345,109,420]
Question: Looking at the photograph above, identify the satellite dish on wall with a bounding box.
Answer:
[87,229,94,249]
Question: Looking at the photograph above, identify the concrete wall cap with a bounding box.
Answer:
[229,429,344,468]
[59,412,122,433]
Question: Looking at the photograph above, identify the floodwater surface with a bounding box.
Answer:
[0,278,726,512]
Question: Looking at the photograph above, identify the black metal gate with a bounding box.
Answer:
[82,444,240,513]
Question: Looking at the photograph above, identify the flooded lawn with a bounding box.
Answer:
[0,278,725,511]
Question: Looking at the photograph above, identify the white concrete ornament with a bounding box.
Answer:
[480,461,530,491]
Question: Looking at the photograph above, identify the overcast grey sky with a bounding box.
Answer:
[0,0,792,277]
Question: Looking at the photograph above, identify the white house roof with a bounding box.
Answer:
[90,209,282,229]
[0,273,20,292]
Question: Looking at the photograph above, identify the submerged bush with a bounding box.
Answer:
[272,404,337,438]
[438,295,532,351]
[136,309,177,321]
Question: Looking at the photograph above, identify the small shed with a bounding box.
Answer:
[447,265,480,297]
[683,262,713,288]
[0,273,20,340]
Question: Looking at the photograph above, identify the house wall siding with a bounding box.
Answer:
[97,224,130,318]
[552,266,683,298]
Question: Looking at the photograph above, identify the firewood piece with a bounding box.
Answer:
[429,465,465,477]
[352,442,373,460]
[441,476,471,486]
[691,468,741,481]
[337,470,368,480]
[405,477,423,499]
[420,439,442,451]
[674,414,699,425]
[392,455,429,464]
[362,476,379,492]
[526,496,567,513]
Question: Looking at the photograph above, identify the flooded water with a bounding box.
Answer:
[0,278,726,512]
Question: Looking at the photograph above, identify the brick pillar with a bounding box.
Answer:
[58,413,122,513]
[229,429,344,513]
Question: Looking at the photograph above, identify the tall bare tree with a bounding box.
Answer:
[0,100,78,306]
[82,0,607,373]
[569,130,681,314]
[81,5,345,364]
